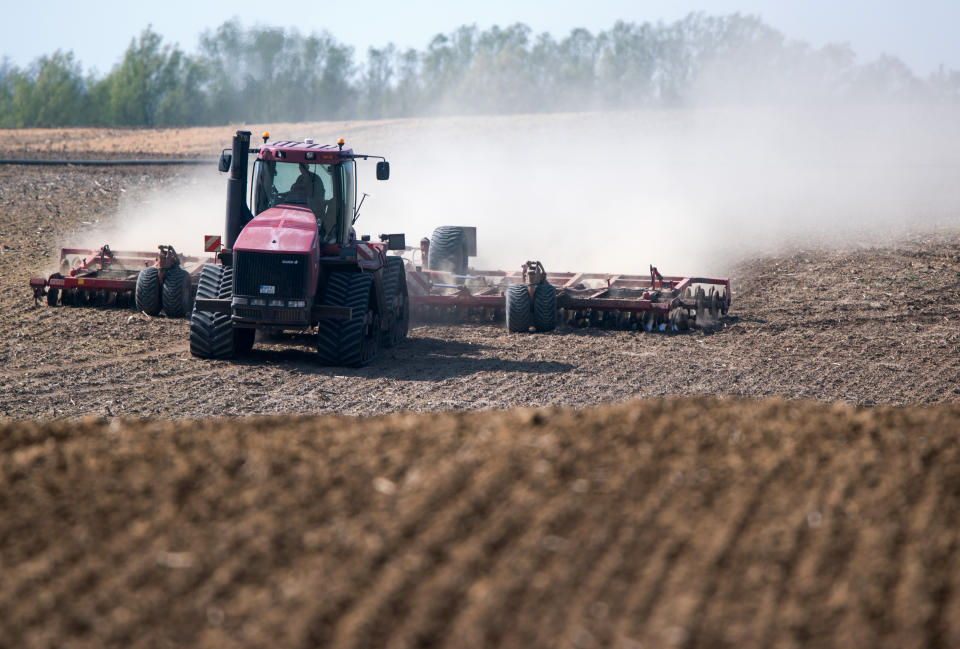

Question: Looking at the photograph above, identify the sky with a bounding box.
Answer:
[4,0,959,77]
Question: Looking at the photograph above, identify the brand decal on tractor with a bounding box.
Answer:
[260,285,276,294]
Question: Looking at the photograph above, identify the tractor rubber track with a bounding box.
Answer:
[317,272,376,366]
[189,264,235,359]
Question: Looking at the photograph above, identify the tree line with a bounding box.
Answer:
[1,13,958,128]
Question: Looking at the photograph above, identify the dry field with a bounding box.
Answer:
[4,399,960,648]
[2,122,960,648]
[2,163,960,416]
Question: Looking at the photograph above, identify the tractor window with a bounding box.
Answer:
[343,161,357,228]
[255,161,343,243]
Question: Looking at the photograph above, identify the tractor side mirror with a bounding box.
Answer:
[380,233,406,251]
[376,160,390,180]
[218,152,232,173]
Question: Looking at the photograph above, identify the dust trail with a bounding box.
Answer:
[70,170,226,257]
[346,107,960,276]
[65,106,960,278]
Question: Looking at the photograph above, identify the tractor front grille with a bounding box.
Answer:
[234,252,308,299]
[234,306,308,324]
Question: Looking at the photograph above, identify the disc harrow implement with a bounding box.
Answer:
[403,244,731,333]
[29,245,216,316]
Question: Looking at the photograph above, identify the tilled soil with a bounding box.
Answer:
[2,165,960,416]
[3,398,960,648]
[3,134,960,649]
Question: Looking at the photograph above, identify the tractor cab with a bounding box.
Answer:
[251,141,357,245]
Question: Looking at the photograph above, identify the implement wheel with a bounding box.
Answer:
[533,282,557,332]
[135,267,161,316]
[161,267,192,318]
[506,284,533,333]
[427,226,469,275]
[46,273,63,306]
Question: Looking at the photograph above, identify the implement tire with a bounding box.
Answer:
[317,272,380,366]
[161,267,192,318]
[135,266,161,316]
[427,226,469,275]
[533,282,557,332]
[190,264,241,359]
[46,273,62,306]
[506,284,533,333]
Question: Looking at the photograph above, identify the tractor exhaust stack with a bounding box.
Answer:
[225,130,253,249]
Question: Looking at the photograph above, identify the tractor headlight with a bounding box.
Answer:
[268,299,284,307]
[250,298,267,306]
[287,300,306,308]
[233,297,248,305]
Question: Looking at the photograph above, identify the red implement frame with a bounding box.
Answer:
[29,245,215,301]
[405,263,731,316]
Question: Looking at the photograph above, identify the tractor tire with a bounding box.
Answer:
[533,282,557,332]
[317,272,380,366]
[46,273,62,306]
[382,256,409,347]
[505,284,533,333]
[135,266,162,316]
[427,226,469,275]
[190,264,242,359]
[161,267,192,318]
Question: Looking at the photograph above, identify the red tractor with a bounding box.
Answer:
[190,130,407,366]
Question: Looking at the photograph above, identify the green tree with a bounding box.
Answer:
[8,51,89,126]
[101,27,194,126]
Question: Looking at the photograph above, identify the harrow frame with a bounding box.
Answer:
[29,236,732,332]
[404,259,731,330]
[29,245,215,306]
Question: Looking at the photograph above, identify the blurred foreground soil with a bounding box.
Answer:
[3,398,960,648]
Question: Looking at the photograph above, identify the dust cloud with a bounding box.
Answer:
[70,170,225,257]
[349,107,960,276]
[71,105,960,278]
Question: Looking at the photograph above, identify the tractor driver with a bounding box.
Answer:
[291,163,337,241]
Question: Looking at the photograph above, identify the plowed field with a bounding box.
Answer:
[2,163,960,416]
[4,399,960,648]
[2,122,960,648]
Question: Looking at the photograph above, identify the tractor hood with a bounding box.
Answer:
[233,205,318,254]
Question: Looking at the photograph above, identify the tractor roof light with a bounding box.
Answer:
[262,131,269,144]
[338,138,345,151]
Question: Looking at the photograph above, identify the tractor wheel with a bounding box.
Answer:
[533,282,557,332]
[505,284,533,333]
[190,264,240,359]
[427,226,469,275]
[382,256,409,347]
[317,272,380,366]
[46,273,63,306]
[161,267,193,318]
[135,266,162,316]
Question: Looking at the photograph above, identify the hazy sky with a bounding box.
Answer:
[4,0,958,76]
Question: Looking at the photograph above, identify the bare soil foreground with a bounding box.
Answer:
[3,398,960,649]
[2,163,960,416]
